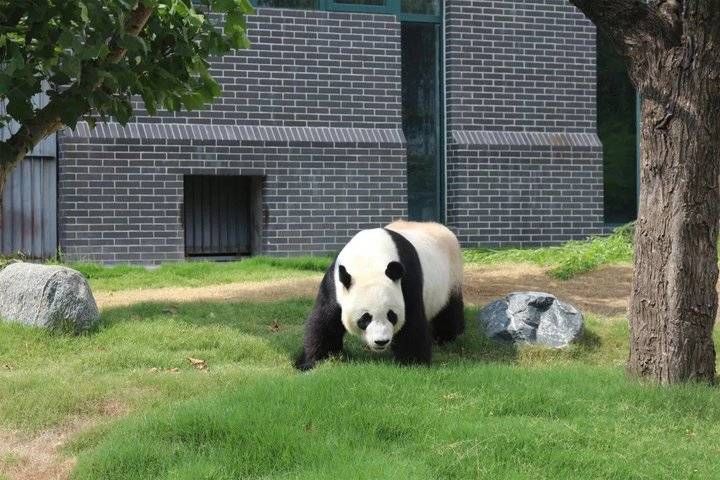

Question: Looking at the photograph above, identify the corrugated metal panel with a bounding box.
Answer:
[1,157,58,258]
[184,175,251,256]
[0,92,57,157]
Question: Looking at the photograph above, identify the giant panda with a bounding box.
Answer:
[295,220,464,371]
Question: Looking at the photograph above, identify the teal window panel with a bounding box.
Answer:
[255,0,317,8]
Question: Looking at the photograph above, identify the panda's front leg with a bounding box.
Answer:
[295,262,346,371]
[295,303,345,371]
[391,312,432,366]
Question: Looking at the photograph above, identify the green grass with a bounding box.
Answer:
[464,225,634,279]
[62,228,635,292]
[0,227,636,290]
[70,256,332,291]
[0,300,308,430]
[1,278,719,478]
[70,364,720,480]
[5,234,720,479]
[0,299,627,431]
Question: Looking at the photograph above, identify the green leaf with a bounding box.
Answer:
[110,97,133,125]
[236,0,255,14]
[79,2,89,22]
[118,34,148,54]
[80,43,110,60]
[58,55,81,79]
[141,88,158,115]
[180,92,206,110]
[6,97,34,121]
[200,75,221,98]
[0,74,11,96]
[2,0,251,138]
[58,96,90,129]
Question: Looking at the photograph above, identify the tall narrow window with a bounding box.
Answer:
[598,32,638,224]
[402,23,442,221]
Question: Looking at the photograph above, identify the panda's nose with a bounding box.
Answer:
[374,339,390,347]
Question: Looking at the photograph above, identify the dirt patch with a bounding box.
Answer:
[95,264,635,317]
[463,263,633,316]
[0,399,131,480]
[96,276,323,310]
[0,419,91,480]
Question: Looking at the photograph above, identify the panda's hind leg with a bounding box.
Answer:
[431,291,465,344]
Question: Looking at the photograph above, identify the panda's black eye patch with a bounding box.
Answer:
[387,310,398,325]
[357,313,372,330]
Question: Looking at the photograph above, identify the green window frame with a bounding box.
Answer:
[252,0,441,23]
[325,0,389,14]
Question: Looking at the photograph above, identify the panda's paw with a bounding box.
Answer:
[294,352,316,371]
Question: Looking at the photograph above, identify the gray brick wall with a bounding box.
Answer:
[445,0,597,133]
[56,2,606,263]
[447,135,604,246]
[445,0,605,246]
[131,9,402,128]
[57,8,406,264]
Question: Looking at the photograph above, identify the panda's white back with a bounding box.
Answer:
[385,220,463,319]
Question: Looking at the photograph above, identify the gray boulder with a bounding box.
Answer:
[478,292,583,347]
[0,262,100,333]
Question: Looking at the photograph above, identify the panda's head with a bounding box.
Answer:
[336,261,405,353]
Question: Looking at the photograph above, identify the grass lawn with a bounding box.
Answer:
[31,225,634,293]
[2,230,720,479]
[70,256,332,292]
[1,296,719,478]
[464,225,634,280]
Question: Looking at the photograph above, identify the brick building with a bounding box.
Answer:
[3,0,610,264]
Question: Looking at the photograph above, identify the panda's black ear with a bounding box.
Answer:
[338,265,352,290]
[385,261,404,282]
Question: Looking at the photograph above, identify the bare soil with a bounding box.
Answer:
[463,264,632,316]
[95,276,325,310]
[96,263,634,317]
[0,403,128,480]
[0,420,87,480]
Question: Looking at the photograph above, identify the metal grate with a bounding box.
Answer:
[183,175,252,257]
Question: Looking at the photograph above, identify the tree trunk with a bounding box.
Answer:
[569,0,720,383]
[628,49,720,384]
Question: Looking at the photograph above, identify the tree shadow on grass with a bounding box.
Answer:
[576,327,603,351]
[98,300,612,370]
[98,301,512,367]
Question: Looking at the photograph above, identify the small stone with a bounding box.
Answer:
[478,291,583,347]
[0,262,100,334]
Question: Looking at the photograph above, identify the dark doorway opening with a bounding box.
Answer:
[401,22,443,222]
[598,32,638,224]
[183,175,253,258]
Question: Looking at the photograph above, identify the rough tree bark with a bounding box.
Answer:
[570,0,720,383]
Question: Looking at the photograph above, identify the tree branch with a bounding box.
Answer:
[569,0,681,69]
[107,3,154,64]
[0,1,154,165]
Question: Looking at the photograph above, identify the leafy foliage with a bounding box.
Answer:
[0,0,253,133]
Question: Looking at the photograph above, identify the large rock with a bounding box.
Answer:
[0,262,100,333]
[478,292,583,347]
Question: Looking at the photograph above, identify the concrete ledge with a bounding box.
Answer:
[65,122,406,146]
[451,130,602,148]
